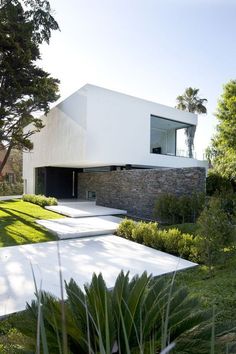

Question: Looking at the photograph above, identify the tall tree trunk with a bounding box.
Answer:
[0,143,13,175]
[185,126,196,158]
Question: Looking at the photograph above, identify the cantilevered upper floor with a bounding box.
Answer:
[23,84,207,171]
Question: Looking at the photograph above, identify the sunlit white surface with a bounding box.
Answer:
[36,216,122,239]
[46,201,127,218]
[0,196,22,201]
[0,236,197,316]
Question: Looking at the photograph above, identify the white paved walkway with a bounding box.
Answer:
[36,216,122,239]
[46,201,127,218]
[0,195,22,201]
[0,236,197,316]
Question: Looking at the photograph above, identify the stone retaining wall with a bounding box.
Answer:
[77,167,206,219]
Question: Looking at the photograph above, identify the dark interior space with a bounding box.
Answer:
[35,167,80,199]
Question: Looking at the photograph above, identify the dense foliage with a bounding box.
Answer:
[0,0,60,174]
[23,194,57,206]
[196,197,235,269]
[118,198,236,268]
[0,181,23,196]
[206,169,235,195]
[154,193,205,224]
[209,80,236,181]
[176,88,207,114]
[117,219,199,262]
[10,272,210,353]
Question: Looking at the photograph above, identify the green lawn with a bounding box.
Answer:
[0,199,64,247]
[174,256,236,352]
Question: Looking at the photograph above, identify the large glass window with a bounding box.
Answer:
[150,115,194,158]
[35,167,46,195]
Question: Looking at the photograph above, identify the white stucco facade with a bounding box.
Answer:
[23,84,207,194]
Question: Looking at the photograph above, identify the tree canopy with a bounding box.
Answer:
[209,80,236,181]
[0,0,60,174]
[176,87,207,114]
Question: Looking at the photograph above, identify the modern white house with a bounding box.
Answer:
[23,84,207,216]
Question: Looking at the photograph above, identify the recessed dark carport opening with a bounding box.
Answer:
[35,167,81,199]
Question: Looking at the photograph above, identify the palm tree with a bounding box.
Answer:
[176,88,207,158]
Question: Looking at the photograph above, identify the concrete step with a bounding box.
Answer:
[36,215,123,239]
[46,201,127,218]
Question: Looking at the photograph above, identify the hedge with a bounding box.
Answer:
[22,194,58,207]
[116,219,200,263]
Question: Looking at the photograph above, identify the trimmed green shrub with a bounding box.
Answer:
[161,228,183,255]
[117,219,199,262]
[154,192,206,224]
[116,218,136,239]
[0,182,23,196]
[22,194,57,207]
[132,221,158,243]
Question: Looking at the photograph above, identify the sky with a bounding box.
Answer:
[40,0,236,160]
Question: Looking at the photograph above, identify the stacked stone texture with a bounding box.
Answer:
[78,167,206,219]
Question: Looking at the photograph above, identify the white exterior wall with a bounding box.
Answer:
[85,85,204,168]
[23,84,207,194]
[23,91,87,193]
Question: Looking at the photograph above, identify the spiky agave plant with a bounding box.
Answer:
[11,272,211,353]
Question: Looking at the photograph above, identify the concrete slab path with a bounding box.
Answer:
[0,195,22,201]
[36,216,123,239]
[46,201,127,218]
[0,235,197,316]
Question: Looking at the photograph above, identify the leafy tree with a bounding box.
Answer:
[208,80,236,181]
[176,87,207,158]
[8,149,22,182]
[0,0,60,174]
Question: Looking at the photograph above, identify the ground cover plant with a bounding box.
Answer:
[3,272,211,354]
[0,199,63,247]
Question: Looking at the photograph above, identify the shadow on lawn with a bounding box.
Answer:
[0,207,56,247]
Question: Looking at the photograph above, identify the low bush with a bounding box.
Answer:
[22,194,57,207]
[132,221,158,243]
[116,218,136,239]
[154,192,205,224]
[0,182,23,196]
[162,222,198,235]
[117,219,199,262]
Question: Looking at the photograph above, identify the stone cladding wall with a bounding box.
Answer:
[77,167,206,218]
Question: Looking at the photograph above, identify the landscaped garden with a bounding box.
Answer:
[1,188,236,353]
[115,183,236,353]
